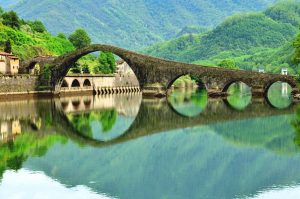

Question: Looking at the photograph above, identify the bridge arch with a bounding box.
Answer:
[264,78,297,95]
[222,80,251,93]
[71,79,81,88]
[50,45,143,90]
[83,79,92,87]
[167,74,207,90]
[61,80,69,88]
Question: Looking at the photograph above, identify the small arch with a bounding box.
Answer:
[264,79,296,95]
[167,74,207,90]
[71,79,81,87]
[222,80,251,93]
[83,79,92,87]
[61,80,69,88]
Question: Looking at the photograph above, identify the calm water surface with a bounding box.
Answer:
[1,83,300,199]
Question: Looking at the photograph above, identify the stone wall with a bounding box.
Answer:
[0,75,39,93]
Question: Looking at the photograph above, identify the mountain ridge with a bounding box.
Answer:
[0,0,278,49]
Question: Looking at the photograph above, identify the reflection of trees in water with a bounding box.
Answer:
[267,82,292,109]
[226,83,251,110]
[168,88,208,117]
[292,106,300,148]
[67,109,118,138]
[0,132,67,180]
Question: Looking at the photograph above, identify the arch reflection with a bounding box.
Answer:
[61,94,142,141]
[168,88,208,117]
[225,82,252,110]
[266,81,293,109]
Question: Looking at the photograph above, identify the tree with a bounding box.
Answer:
[96,51,116,74]
[28,20,46,33]
[292,31,300,64]
[2,11,20,29]
[0,6,4,16]
[68,29,91,49]
[82,64,90,74]
[4,40,12,53]
[70,63,81,74]
[57,33,67,39]
[218,59,239,69]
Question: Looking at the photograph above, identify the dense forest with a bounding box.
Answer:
[1,0,277,49]
[144,1,300,74]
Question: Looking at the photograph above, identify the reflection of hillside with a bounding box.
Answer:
[0,96,299,198]
[212,115,298,155]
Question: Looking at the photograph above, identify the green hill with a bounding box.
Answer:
[143,1,300,74]
[3,0,277,49]
[0,14,74,60]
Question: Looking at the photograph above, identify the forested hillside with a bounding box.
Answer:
[2,0,277,49]
[144,1,300,74]
[0,9,74,60]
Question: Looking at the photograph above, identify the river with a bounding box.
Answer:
[0,82,299,199]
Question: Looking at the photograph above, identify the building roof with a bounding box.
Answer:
[0,52,12,56]
[7,55,19,59]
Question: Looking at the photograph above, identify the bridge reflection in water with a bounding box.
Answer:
[0,87,296,146]
[1,88,300,199]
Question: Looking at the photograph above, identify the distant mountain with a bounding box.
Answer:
[143,1,300,74]
[1,0,277,49]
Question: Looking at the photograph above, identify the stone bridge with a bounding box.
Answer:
[23,44,299,96]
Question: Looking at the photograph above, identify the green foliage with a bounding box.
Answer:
[57,33,67,39]
[176,26,209,37]
[265,1,300,26]
[96,52,116,74]
[292,29,300,64]
[144,1,300,74]
[218,59,238,69]
[70,63,81,74]
[0,22,74,60]
[0,6,4,16]
[28,20,46,33]
[4,39,12,53]
[2,11,20,29]
[10,0,277,49]
[40,64,51,85]
[68,29,91,49]
[82,64,90,74]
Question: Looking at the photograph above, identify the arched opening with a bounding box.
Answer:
[167,74,208,117]
[61,80,69,88]
[61,50,140,94]
[223,81,252,110]
[266,81,293,109]
[28,62,40,75]
[71,79,81,88]
[83,79,92,87]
